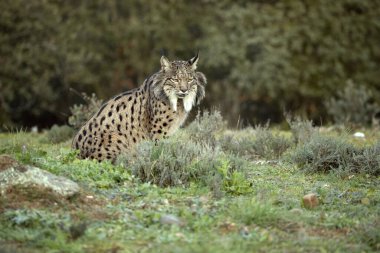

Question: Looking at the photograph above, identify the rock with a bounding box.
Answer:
[159,214,184,226]
[0,155,80,197]
[353,132,365,138]
[302,193,319,209]
[290,208,303,215]
[361,197,370,205]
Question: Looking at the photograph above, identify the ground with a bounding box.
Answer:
[0,125,379,253]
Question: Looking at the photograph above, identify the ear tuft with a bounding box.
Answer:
[160,56,171,71]
[188,52,199,70]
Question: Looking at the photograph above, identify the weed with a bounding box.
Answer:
[216,157,252,195]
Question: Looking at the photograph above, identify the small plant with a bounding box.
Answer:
[227,197,281,226]
[42,157,132,189]
[217,158,252,195]
[325,80,379,126]
[3,209,67,229]
[45,124,75,144]
[68,92,103,129]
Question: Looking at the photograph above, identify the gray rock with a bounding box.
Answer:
[159,214,185,226]
[0,155,80,197]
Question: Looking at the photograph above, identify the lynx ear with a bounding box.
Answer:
[160,56,171,71]
[188,52,199,70]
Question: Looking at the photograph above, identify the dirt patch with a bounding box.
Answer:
[307,227,350,238]
[0,155,27,172]
[0,184,113,221]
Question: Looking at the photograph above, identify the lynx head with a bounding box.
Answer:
[153,53,206,112]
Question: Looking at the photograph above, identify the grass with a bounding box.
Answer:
[0,114,379,252]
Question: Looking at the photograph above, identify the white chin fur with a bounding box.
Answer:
[183,92,196,112]
[168,93,178,112]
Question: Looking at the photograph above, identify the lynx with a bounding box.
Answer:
[72,54,206,161]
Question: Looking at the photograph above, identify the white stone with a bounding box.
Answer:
[353,132,365,138]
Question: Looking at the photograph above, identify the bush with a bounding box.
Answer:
[286,115,317,145]
[185,110,227,147]
[251,125,292,159]
[325,80,379,126]
[220,125,292,160]
[120,135,220,187]
[45,125,75,144]
[291,133,380,176]
[68,93,103,130]
[119,110,252,194]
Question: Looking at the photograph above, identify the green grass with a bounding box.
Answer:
[0,123,379,253]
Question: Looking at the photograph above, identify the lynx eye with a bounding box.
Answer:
[188,77,195,83]
[169,77,179,82]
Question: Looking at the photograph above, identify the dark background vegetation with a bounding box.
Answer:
[1,0,379,130]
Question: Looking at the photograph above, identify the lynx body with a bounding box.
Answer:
[72,55,206,161]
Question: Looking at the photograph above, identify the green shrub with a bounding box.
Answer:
[45,125,75,144]
[325,80,379,126]
[68,93,103,130]
[291,134,380,176]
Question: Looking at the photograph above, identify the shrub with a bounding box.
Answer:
[286,115,317,145]
[45,125,75,144]
[185,110,227,147]
[218,129,256,158]
[291,133,380,176]
[119,111,252,193]
[251,125,292,159]
[325,80,379,126]
[68,93,103,130]
[120,132,225,188]
[220,125,292,160]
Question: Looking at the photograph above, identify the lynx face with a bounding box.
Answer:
[158,54,206,112]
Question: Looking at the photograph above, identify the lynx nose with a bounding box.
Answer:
[180,87,188,93]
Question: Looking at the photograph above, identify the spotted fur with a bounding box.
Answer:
[72,54,206,161]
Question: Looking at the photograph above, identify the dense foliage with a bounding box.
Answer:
[1,0,379,129]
